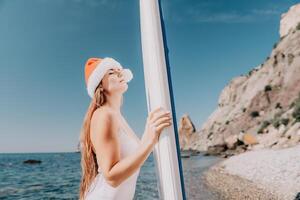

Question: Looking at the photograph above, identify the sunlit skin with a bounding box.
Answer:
[89,67,173,188]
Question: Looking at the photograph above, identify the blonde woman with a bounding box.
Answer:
[79,57,172,200]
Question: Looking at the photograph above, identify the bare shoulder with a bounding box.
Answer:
[90,106,120,138]
[92,106,113,122]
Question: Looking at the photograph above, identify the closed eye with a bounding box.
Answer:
[108,69,120,76]
[108,70,115,75]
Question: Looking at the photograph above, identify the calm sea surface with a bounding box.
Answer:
[0,152,221,200]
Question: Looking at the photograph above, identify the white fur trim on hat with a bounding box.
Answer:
[87,57,123,98]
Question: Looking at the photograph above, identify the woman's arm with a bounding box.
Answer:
[90,108,153,188]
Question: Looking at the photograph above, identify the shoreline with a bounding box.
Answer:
[202,145,300,200]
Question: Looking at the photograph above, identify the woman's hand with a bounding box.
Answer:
[141,107,172,148]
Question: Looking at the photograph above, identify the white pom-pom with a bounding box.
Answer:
[122,68,133,82]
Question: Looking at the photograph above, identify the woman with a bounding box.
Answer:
[79,57,172,200]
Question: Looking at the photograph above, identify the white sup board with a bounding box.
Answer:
[139,0,186,199]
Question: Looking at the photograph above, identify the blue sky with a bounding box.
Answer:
[0,0,298,153]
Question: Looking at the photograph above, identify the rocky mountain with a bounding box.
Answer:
[179,3,300,157]
[280,4,300,37]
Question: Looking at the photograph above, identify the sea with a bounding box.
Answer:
[0,152,221,200]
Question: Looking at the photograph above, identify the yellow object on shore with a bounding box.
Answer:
[243,133,258,145]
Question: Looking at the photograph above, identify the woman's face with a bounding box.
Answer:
[101,68,128,94]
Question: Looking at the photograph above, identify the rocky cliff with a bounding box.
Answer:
[280,4,300,37]
[179,4,300,157]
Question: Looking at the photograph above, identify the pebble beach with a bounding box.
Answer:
[203,145,300,200]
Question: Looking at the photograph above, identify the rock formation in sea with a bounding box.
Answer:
[178,3,300,157]
[23,159,42,164]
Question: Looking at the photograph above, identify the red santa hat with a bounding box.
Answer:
[84,57,133,98]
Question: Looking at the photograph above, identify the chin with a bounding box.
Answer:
[120,84,128,93]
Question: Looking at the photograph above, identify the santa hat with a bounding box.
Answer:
[84,57,133,98]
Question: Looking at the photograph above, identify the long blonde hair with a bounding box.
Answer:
[79,83,106,200]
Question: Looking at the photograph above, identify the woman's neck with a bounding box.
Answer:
[105,93,123,114]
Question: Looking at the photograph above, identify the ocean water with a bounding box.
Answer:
[0,152,220,200]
